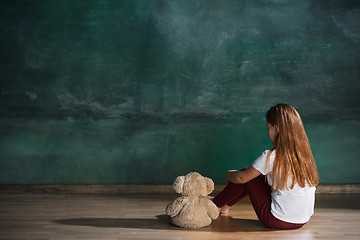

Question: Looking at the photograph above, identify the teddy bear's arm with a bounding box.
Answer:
[165,197,186,217]
[206,199,219,220]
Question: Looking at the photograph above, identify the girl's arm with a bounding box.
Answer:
[225,166,261,184]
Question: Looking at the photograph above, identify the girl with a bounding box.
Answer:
[213,103,319,230]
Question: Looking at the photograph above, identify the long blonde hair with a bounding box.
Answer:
[266,104,319,191]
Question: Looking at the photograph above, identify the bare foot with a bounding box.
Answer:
[219,205,230,214]
[209,196,230,214]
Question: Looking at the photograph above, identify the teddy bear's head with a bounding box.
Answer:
[173,172,214,197]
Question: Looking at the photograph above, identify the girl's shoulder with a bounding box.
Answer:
[260,149,276,159]
[255,149,274,161]
[252,150,275,174]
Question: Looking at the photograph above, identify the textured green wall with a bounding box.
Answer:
[0,0,359,184]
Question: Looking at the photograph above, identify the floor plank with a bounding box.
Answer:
[0,193,359,239]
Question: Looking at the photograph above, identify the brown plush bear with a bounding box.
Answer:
[165,172,219,228]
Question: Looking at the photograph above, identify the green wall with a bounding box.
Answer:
[0,0,359,184]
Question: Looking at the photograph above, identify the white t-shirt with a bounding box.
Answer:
[252,150,316,224]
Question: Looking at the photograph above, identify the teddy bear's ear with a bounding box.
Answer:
[173,176,185,194]
[205,177,214,194]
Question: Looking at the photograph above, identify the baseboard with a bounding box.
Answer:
[0,184,359,194]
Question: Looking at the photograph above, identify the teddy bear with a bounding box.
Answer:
[165,172,219,228]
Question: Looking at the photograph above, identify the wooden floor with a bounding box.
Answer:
[0,193,359,240]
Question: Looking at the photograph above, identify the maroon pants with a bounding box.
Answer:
[213,173,306,230]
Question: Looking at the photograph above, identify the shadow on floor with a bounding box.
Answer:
[55,214,272,232]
